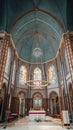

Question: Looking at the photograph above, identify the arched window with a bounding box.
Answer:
[64,50,69,74]
[48,65,57,84]
[33,67,42,86]
[12,61,16,85]
[5,48,11,75]
[19,66,27,85]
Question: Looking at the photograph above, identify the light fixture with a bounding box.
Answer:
[26,32,49,88]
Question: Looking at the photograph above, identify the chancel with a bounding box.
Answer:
[0,0,73,129]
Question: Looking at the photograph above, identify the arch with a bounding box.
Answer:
[17,91,25,99]
[9,8,65,34]
[8,88,14,109]
[17,91,25,115]
[32,92,43,98]
[49,91,60,115]
[49,91,58,99]
[8,8,65,63]
[0,83,7,120]
[68,82,72,94]
[68,82,73,111]
[1,83,7,97]
[32,92,43,110]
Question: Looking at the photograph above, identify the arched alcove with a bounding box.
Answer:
[49,91,60,115]
[0,83,7,120]
[32,92,43,110]
[68,83,73,111]
[17,92,25,115]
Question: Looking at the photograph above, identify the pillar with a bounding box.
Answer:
[0,37,9,89]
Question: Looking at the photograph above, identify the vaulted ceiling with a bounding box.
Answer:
[0,0,73,63]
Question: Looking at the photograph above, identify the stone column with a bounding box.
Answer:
[55,58,65,111]
[0,38,9,89]
[63,32,73,86]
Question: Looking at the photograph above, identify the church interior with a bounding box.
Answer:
[0,0,73,129]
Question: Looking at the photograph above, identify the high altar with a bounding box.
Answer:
[29,110,46,121]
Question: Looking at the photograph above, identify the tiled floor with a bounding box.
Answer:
[0,116,72,130]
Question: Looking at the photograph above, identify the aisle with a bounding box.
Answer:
[0,116,72,130]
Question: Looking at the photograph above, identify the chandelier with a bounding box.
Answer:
[26,32,49,88]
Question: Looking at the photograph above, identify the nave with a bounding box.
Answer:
[0,116,73,130]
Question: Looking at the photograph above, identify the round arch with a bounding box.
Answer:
[0,83,7,120]
[68,82,73,112]
[32,92,43,110]
[17,91,25,115]
[49,91,60,115]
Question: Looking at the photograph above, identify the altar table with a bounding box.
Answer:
[29,110,46,121]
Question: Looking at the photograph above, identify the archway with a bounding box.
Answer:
[17,92,25,115]
[0,83,7,120]
[32,92,42,110]
[63,88,67,109]
[49,91,60,115]
[0,95,2,119]
[68,83,73,113]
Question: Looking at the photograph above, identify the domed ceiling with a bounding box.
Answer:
[0,0,73,63]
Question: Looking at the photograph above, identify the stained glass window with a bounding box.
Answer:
[12,61,16,84]
[33,67,42,86]
[48,65,57,84]
[5,48,11,75]
[19,66,27,85]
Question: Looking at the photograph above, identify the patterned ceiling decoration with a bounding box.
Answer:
[0,0,72,63]
[9,8,65,63]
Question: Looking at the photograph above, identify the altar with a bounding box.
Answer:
[29,110,46,121]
